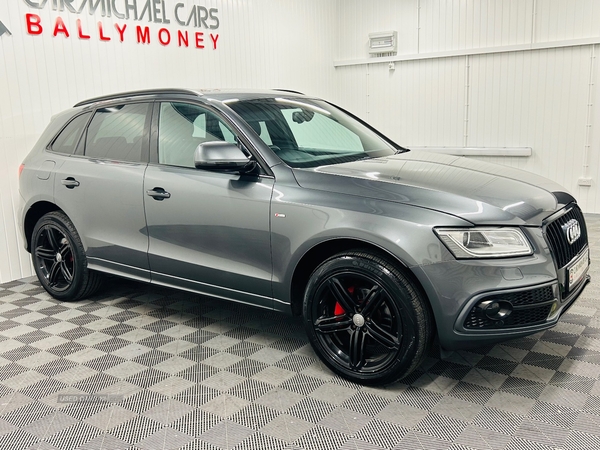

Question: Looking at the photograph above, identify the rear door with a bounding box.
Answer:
[143,101,274,307]
[53,102,152,281]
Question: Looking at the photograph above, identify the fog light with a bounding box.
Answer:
[548,301,559,318]
[476,300,513,321]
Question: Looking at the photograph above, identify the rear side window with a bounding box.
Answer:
[85,103,150,162]
[51,113,90,154]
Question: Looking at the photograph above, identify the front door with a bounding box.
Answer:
[143,101,274,308]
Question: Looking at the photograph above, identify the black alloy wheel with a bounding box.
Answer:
[32,211,102,301]
[303,251,432,385]
[34,224,74,293]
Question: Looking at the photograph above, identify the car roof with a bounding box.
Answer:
[73,88,307,108]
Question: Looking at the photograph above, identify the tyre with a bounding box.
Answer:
[303,251,432,385]
[31,211,102,301]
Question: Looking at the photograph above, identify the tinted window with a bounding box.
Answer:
[85,103,150,162]
[51,113,90,154]
[159,102,236,168]
[282,108,363,151]
[229,98,395,168]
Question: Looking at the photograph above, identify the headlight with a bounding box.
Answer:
[434,227,533,259]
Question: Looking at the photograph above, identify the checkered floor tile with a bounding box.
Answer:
[0,215,599,449]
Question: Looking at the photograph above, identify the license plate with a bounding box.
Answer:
[568,249,589,290]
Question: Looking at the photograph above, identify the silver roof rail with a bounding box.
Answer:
[272,89,305,95]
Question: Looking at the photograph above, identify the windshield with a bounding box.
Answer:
[227,97,398,168]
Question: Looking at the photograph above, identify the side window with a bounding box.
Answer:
[158,102,236,168]
[51,113,91,154]
[85,103,150,162]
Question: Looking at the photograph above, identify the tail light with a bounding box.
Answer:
[18,164,24,178]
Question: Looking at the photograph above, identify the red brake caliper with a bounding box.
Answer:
[334,286,354,315]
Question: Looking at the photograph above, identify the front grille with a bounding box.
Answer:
[545,205,588,268]
[464,285,555,329]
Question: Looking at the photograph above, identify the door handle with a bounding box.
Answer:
[61,177,80,189]
[146,187,171,200]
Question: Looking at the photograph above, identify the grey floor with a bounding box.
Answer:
[0,216,599,450]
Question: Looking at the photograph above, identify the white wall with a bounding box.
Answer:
[333,0,600,215]
[2,0,599,283]
[0,0,337,283]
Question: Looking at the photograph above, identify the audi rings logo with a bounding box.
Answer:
[563,219,581,245]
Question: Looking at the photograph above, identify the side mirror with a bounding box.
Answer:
[194,141,257,173]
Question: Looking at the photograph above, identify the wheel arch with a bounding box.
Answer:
[289,238,436,329]
[24,201,62,252]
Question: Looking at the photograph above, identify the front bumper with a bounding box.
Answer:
[447,274,589,351]
[413,224,591,351]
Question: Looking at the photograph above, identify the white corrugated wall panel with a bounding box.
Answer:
[467,47,591,187]
[332,64,369,119]
[0,0,337,283]
[418,0,533,52]
[362,58,465,147]
[586,44,600,213]
[535,0,600,42]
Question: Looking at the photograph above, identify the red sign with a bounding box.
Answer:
[25,13,219,49]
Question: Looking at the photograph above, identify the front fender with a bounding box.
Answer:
[270,185,470,305]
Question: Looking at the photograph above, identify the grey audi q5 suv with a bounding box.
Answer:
[19,89,591,384]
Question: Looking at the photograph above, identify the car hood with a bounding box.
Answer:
[293,151,573,225]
